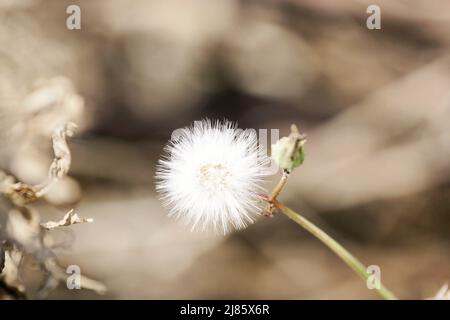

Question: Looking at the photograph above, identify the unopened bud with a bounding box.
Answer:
[271,124,306,172]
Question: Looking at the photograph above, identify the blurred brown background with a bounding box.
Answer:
[0,0,449,299]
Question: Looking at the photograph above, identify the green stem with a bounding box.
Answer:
[273,199,398,300]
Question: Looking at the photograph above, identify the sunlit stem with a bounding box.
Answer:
[264,170,290,216]
[272,198,398,300]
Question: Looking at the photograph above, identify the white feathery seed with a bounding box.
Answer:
[155,120,271,234]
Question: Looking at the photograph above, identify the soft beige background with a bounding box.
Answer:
[0,0,449,299]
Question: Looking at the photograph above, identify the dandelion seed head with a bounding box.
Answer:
[155,119,271,234]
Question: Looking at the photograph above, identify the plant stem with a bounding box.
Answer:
[264,171,290,216]
[269,171,290,201]
[273,199,398,300]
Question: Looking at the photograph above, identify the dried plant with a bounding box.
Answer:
[0,119,104,299]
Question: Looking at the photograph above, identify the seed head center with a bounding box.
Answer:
[198,163,231,192]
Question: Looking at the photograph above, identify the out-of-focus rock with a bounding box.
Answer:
[223,17,317,102]
[84,0,238,122]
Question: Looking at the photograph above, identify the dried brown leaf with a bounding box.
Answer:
[1,249,26,297]
[40,209,93,230]
[49,122,76,180]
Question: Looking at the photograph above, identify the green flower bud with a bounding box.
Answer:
[271,125,306,172]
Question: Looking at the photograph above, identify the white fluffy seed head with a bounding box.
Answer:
[155,120,271,234]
